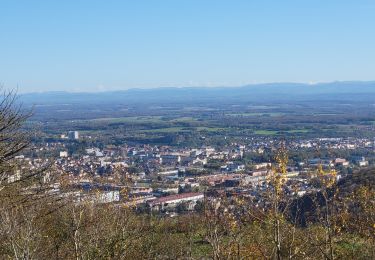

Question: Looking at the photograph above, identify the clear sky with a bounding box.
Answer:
[1,0,375,93]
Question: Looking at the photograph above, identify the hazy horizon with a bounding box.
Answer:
[13,80,374,95]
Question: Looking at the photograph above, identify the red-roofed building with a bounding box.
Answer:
[148,192,204,211]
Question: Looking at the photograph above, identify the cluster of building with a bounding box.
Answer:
[13,134,375,215]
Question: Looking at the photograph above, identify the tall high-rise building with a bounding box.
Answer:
[68,131,79,140]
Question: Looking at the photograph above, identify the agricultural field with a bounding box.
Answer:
[25,96,375,147]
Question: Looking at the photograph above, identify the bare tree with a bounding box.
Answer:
[0,88,31,191]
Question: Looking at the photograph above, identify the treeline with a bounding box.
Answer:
[0,174,374,259]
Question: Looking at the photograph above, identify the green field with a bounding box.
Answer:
[254,130,278,135]
[227,112,285,117]
[86,116,202,124]
[141,127,189,133]
[169,117,198,123]
[89,116,164,123]
[254,129,310,135]
[286,129,310,133]
[141,126,226,133]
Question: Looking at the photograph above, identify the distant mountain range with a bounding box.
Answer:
[20,81,375,105]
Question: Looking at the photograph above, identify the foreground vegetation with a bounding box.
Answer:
[0,170,374,259]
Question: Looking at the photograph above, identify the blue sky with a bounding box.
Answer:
[1,0,375,93]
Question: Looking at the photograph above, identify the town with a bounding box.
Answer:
[13,129,374,216]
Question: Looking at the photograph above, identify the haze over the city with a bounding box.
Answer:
[1,0,375,93]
